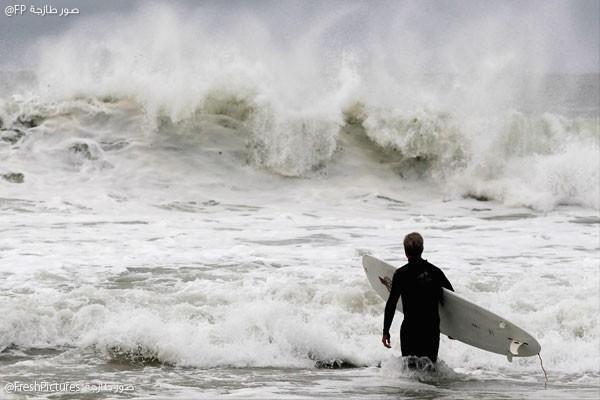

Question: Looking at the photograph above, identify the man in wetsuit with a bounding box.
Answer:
[381,232,454,364]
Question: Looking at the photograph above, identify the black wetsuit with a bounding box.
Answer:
[383,258,453,362]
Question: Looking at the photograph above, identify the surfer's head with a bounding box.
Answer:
[404,232,424,261]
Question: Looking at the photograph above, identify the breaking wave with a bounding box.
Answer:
[0,2,598,210]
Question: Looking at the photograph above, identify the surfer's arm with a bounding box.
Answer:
[439,270,455,339]
[382,273,401,337]
[440,270,454,292]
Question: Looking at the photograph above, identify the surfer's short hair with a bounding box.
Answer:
[404,232,424,257]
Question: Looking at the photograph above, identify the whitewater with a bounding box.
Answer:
[0,2,599,399]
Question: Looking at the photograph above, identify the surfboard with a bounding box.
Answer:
[363,255,541,360]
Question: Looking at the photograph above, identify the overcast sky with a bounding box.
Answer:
[1,0,598,73]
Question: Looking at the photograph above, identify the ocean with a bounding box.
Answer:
[0,2,599,399]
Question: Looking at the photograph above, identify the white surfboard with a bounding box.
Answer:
[363,255,541,360]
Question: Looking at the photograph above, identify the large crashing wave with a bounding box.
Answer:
[349,105,599,210]
[0,2,598,210]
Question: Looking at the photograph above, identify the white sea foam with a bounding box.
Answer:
[0,199,598,379]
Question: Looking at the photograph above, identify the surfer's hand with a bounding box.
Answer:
[382,333,391,348]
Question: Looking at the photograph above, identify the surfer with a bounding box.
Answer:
[381,232,454,365]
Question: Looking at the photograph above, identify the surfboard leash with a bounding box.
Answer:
[538,353,548,387]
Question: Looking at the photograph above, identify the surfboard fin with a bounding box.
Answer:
[510,340,523,355]
[507,340,524,361]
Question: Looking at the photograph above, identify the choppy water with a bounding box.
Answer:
[1,1,599,399]
[1,187,598,398]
